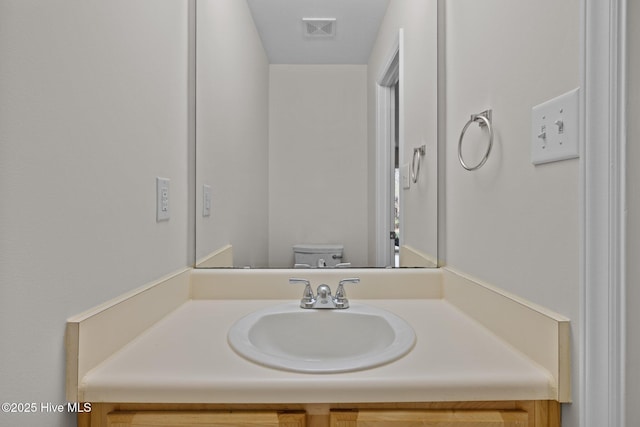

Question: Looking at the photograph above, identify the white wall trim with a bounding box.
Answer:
[436,0,446,268]
[374,85,392,267]
[377,36,400,86]
[581,0,627,426]
[188,0,196,267]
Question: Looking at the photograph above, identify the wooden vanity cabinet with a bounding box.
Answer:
[327,401,559,427]
[105,410,305,427]
[330,409,529,426]
[82,401,559,427]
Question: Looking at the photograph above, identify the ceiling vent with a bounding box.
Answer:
[302,18,336,37]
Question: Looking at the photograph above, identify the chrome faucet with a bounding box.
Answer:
[289,278,360,309]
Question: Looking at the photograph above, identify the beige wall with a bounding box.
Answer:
[195,0,270,267]
[0,1,190,426]
[268,65,368,267]
[443,1,580,425]
[0,2,598,426]
[367,0,439,265]
[626,0,640,424]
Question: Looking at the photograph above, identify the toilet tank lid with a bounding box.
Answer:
[293,244,343,254]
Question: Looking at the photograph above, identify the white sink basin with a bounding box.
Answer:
[227,302,416,373]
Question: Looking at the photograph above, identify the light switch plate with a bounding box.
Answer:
[203,184,211,217]
[156,177,170,221]
[401,163,410,190]
[531,88,580,165]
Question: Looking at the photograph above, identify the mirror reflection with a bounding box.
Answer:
[195,0,438,269]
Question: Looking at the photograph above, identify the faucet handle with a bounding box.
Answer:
[294,263,311,269]
[334,278,360,308]
[289,278,315,308]
[338,278,360,287]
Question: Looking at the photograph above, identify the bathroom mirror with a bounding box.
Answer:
[195,0,438,269]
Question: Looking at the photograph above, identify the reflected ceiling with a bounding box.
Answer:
[246,0,390,64]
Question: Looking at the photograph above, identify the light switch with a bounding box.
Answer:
[203,184,211,217]
[156,177,170,221]
[531,88,580,165]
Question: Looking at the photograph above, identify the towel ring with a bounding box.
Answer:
[411,145,426,183]
[458,110,493,171]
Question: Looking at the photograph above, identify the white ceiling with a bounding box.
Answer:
[246,0,390,64]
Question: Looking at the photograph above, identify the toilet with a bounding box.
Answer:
[293,244,344,268]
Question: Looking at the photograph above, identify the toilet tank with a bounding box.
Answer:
[293,244,344,267]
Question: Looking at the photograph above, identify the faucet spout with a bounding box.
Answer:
[315,284,336,308]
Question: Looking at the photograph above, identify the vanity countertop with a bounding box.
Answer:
[79,297,555,403]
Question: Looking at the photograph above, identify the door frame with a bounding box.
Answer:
[581,0,627,426]
[375,29,404,267]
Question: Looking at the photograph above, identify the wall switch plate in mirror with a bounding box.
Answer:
[401,163,411,190]
[203,184,211,217]
[156,177,170,222]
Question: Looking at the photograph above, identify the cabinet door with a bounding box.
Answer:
[106,411,305,427]
[330,410,528,427]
